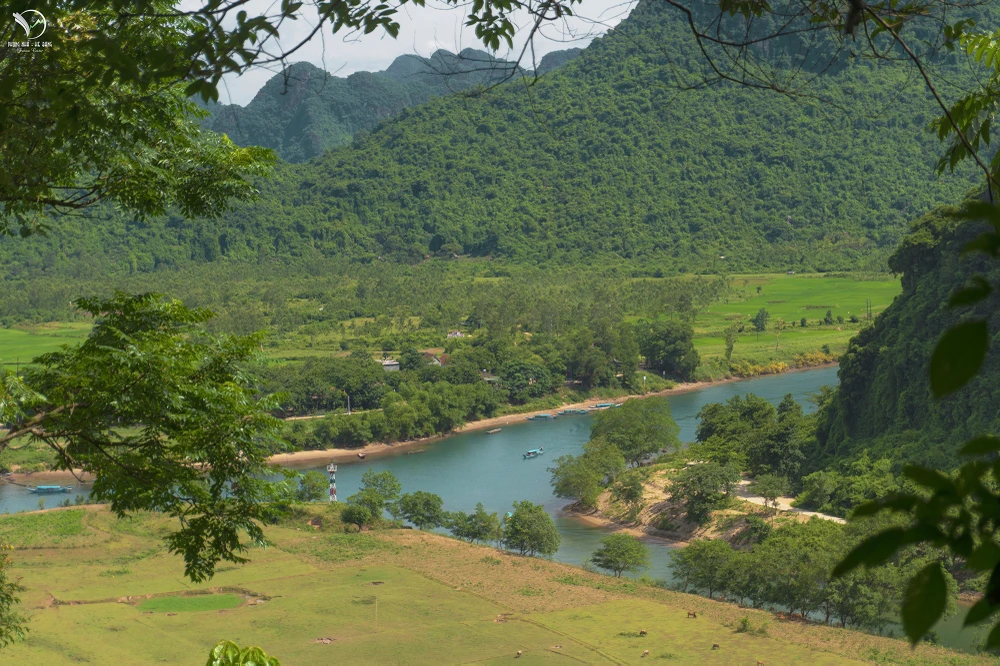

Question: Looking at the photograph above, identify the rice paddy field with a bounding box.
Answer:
[0,505,983,665]
[0,323,90,368]
[692,273,901,366]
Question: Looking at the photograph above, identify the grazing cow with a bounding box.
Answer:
[642,650,650,658]
[639,629,648,636]
[516,650,522,658]
[687,611,697,618]
[712,644,720,650]
[757,661,765,666]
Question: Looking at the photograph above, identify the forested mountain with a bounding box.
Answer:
[202,48,581,163]
[0,0,987,282]
[807,206,1000,471]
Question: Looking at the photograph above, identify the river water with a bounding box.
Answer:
[0,365,982,650]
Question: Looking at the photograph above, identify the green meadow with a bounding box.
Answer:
[0,274,899,369]
[0,323,90,367]
[0,505,983,665]
[692,274,900,367]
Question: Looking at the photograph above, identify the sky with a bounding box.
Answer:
[216,0,636,106]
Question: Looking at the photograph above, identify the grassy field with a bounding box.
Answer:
[693,274,900,366]
[0,323,90,368]
[0,505,983,665]
[0,274,899,371]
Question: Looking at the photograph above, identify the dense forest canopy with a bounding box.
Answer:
[808,205,1000,472]
[0,0,987,286]
[201,48,582,163]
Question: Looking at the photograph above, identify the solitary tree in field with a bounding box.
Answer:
[446,503,502,544]
[348,470,402,519]
[751,475,790,521]
[296,472,329,502]
[611,472,647,522]
[724,324,739,362]
[502,501,560,557]
[752,308,770,341]
[397,491,445,530]
[341,504,373,532]
[591,534,650,578]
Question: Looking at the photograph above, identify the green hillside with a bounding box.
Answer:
[194,0,982,270]
[0,0,987,285]
[808,205,1000,471]
[202,49,581,163]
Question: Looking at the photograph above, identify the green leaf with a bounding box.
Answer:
[987,620,1000,650]
[901,562,947,644]
[929,320,989,396]
[963,597,998,627]
[949,276,992,307]
[833,528,907,576]
[967,542,1000,572]
[903,465,955,491]
[952,200,1000,225]
[960,435,1000,456]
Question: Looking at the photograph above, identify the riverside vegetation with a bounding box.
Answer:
[0,271,895,473]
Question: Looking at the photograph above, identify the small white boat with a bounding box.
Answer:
[487,428,502,434]
[522,447,545,460]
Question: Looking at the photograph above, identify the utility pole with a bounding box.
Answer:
[327,462,337,502]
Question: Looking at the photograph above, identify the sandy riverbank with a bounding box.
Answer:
[562,507,690,547]
[2,363,838,479]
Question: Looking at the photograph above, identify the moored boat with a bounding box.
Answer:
[28,485,73,494]
[487,428,501,434]
[527,413,556,420]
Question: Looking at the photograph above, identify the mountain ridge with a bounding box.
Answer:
[202,48,582,163]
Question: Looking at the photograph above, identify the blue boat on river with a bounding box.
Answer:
[28,485,73,494]
[523,447,545,459]
[527,413,556,420]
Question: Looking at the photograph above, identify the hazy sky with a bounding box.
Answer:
[216,0,636,106]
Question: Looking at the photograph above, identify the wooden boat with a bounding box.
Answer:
[487,428,502,434]
[592,402,614,409]
[527,413,556,421]
[357,452,366,459]
[522,447,545,459]
[406,449,426,455]
[28,485,73,494]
